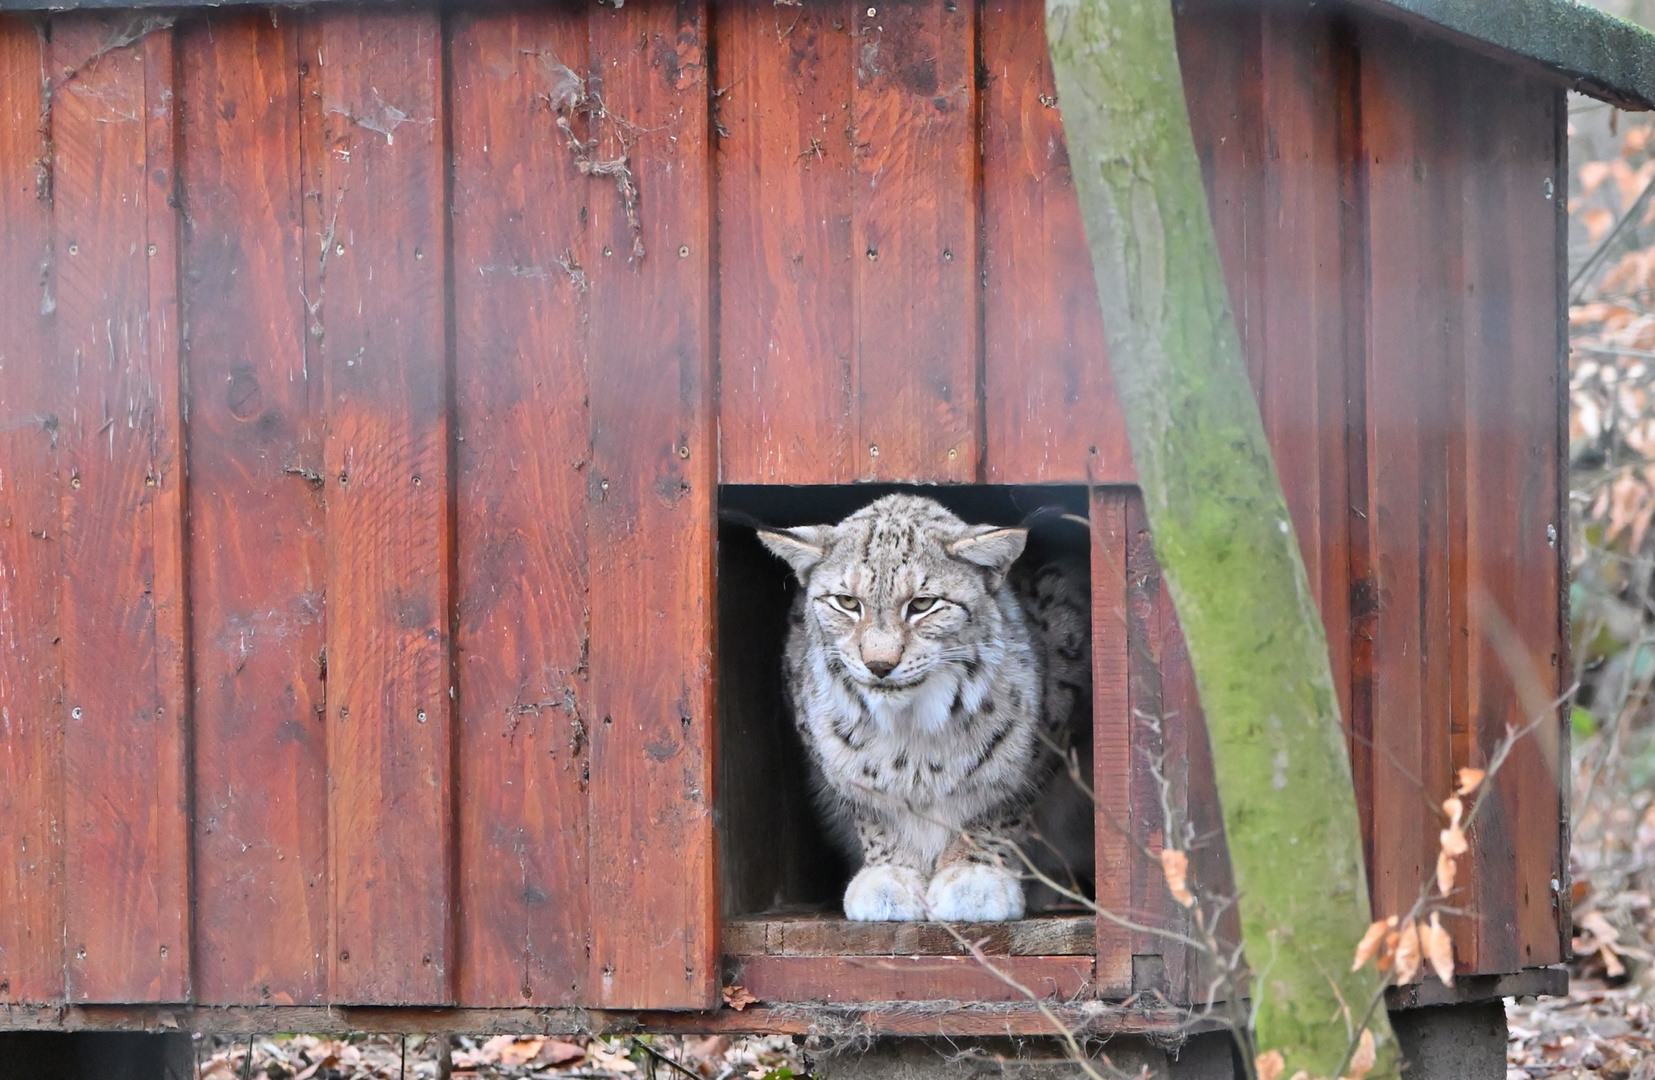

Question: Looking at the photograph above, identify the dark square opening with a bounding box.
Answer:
[716,484,1096,955]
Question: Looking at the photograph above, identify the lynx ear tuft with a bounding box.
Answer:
[757,526,831,579]
[945,526,1028,581]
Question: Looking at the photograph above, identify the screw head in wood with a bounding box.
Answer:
[869,444,879,458]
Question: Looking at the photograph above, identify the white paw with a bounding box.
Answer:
[843,865,928,921]
[925,863,1026,921]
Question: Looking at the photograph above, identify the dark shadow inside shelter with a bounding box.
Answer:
[716,484,1095,923]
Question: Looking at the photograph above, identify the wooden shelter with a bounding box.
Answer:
[0,0,1650,1041]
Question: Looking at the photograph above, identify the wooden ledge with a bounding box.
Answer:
[724,913,1094,957]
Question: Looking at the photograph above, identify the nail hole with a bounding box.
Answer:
[603,247,613,257]
[147,244,157,257]
[943,249,952,261]
[868,444,880,457]
[411,474,421,486]
[71,707,83,720]
[417,710,427,722]
[678,245,690,258]
[678,445,690,459]
[335,243,345,256]
[415,248,424,260]
[866,248,878,261]
[338,473,348,485]
[339,707,349,720]
[68,243,78,255]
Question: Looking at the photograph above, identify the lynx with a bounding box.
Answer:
[759,494,1092,922]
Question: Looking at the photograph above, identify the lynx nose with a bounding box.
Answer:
[865,659,897,678]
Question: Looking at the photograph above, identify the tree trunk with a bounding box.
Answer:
[1044,0,1397,1074]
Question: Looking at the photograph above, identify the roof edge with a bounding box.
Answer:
[1349,0,1655,111]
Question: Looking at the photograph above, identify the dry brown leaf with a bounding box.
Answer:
[1421,911,1454,986]
[1160,848,1194,907]
[535,1040,588,1067]
[1351,919,1389,972]
[1586,205,1617,244]
[1255,1049,1285,1080]
[589,1043,640,1074]
[722,983,758,1011]
[1581,909,1622,947]
[1581,159,1613,195]
[1454,768,1485,796]
[1436,848,1457,896]
[1442,796,1464,828]
[1601,944,1628,978]
[1345,1028,1377,1080]
[1392,918,1422,984]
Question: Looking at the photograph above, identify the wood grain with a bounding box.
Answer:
[731,955,1095,1004]
[724,914,1094,956]
[0,14,64,1008]
[178,11,328,1006]
[51,13,191,1004]
[1358,19,1462,932]
[716,0,857,484]
[583,0,719,1010]
[1124,497,1170,997]
[449,5,593,1008]
[1460,66,1566,972]
[980,0,1131,485]
[851,0,976,482]
[316,7,453,1004]
[1089,488,1132,997]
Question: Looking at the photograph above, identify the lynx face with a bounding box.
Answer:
[758,495,1026,694]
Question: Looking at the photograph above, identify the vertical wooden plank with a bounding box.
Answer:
[449,6,592,1007]
[1358,21,1461,938]
[851,0,976,482]
[179,11,329,1005]
[1460,69,1565,971]
[1124,497,1175,999]
[0,16,65,1007]
[51,13,191,1003]
[1255,9,1354,731]
[584,0,718,1010]
[317,8,453,1004]
[979,0,1132,485]
[716,0,857,485]
[1090,488,1131,998]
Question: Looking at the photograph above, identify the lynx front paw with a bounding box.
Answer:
[926,863,1026,921]
[843,865,928,921]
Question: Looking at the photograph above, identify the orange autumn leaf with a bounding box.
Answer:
[1345,1029,1377,1080]
[1255,1050,1285,1080]
[1161,848,1194,907]
[1392,918,1422,984]
[722,984,757,1011]
[1351,919,1389,972]
[1440,797,1468,857]
[1421,912,1454,986]
[1436,849,1457,896]
[1455,768,1485,796]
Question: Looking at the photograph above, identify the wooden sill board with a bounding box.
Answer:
[723,912,1094,957]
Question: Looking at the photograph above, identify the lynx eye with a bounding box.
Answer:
[907,596,939,616]
[830,594,862,614]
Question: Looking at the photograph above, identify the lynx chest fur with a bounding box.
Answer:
[759,495,1092,922]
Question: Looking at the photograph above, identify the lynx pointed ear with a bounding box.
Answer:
[757,526,831,579]
[945,526,1028,580]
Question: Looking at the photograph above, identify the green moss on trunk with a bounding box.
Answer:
[1044,0,1396,1073]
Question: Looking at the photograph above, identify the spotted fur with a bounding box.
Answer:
[759,494,1093,921]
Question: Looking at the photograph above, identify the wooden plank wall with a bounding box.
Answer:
[0,0,1568,1010]
[0,3,719,1011]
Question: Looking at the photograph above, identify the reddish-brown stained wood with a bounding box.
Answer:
[1255,9,1356,730]
[178,12,329,1006]
[851,0,976,482]
[0,16,64,1008]
[1090,488,1131,997]
[1359,21,1462,931]
[979,0,1131,485]
[1124,498,1170,997]
[1460,70,1565,972]
[723,914,1094,956]
[716,0,857,484]
[584,0,719,1010]
[732,955,1095,1004]
[449,7,593,1008]
[317,9,453,1004]
[51,15,191,1004]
